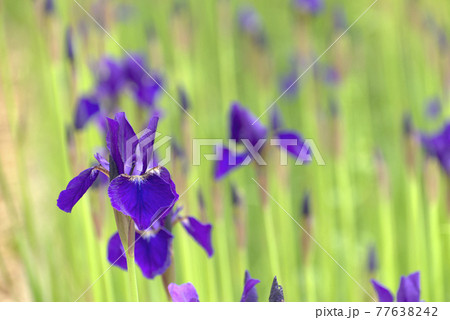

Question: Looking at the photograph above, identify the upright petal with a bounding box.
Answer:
[135,228,173,279]
[108,167,179,230]
[240,270,260,302]
[182,217,213,257]
[107,232,127,270]
[168,283,200,302]
[230,102,268,146]
[397,272,421,302]
[276,130,311,163]
[57,167,99,213]
[115,112,138,171]
[140,116,159,173]
[214,145,250,180]
[106,118,124,174]
[74,96,100,130]
[371,279,394,302]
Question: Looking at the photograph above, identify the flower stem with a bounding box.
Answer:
[126,225,139,302]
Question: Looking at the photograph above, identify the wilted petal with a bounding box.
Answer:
[230,102,268,146]
[57,167,99,212]
[74,96,100,130]
[135,228,173,279]
[182,217,213,257]
[168,283,199,302]
[240,270,260,302]
[397,272,421,302]
[276,130,311,162]
[108,167,179,230]
[371,279,394,302]
[107,232,127,270]
[214,146,250,180]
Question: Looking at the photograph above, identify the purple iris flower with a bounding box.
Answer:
[74,95,101,130]
[95,57,125,101]
[122,55,163,109]
[421,122,450,174]
[371,272,421,302]
[168,270,259,302]
[57,112,179,231]
[280,70,300,97]
[293,0,324,14]
[107,206,213,279]
[215,103,311,179]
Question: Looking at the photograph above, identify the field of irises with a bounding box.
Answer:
[0,0,449,302]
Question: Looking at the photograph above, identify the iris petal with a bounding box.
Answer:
[135,228,173,279]
[108,167,179,230]
[168,283,200,302]
[107,232,127,270]
[371,279,394,302]
[240,270,260,302]
[106,118,124,174]
[230,102,267,146]
[57,167,99,213]
[276,130,311,162]
[182,217,213,257]
[74,96,100,130]
[214,146,249,180]
[396,272,421,302]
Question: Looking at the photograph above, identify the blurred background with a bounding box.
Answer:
[0,0,449,301]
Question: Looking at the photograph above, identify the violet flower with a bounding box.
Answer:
[293,0,324,15]
[95,57,125,101]
[74,95,101,130]
[269,276,284,302]
[420,122,450,174]
[372,272,421,302]
[168,270,259,302]
[44,0,54,15]
[425,98,441,119]
[107,206,213,279]
[57,112,179,231]
[214,102,310,179]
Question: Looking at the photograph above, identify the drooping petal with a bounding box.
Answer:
[214,145,250,180]
[397,272,421,302]
[57,167,99,213]
[182,217,213,257]
[240,270,260,302]
[74,96,100,130]
[168,283,200,302]
[107,232,127,270]
[371,279,394,302]
[276,130,311,163]
[135,228,173,279]
[106,118,124,174]
[108,167,179,230]
[230,102,268,146]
